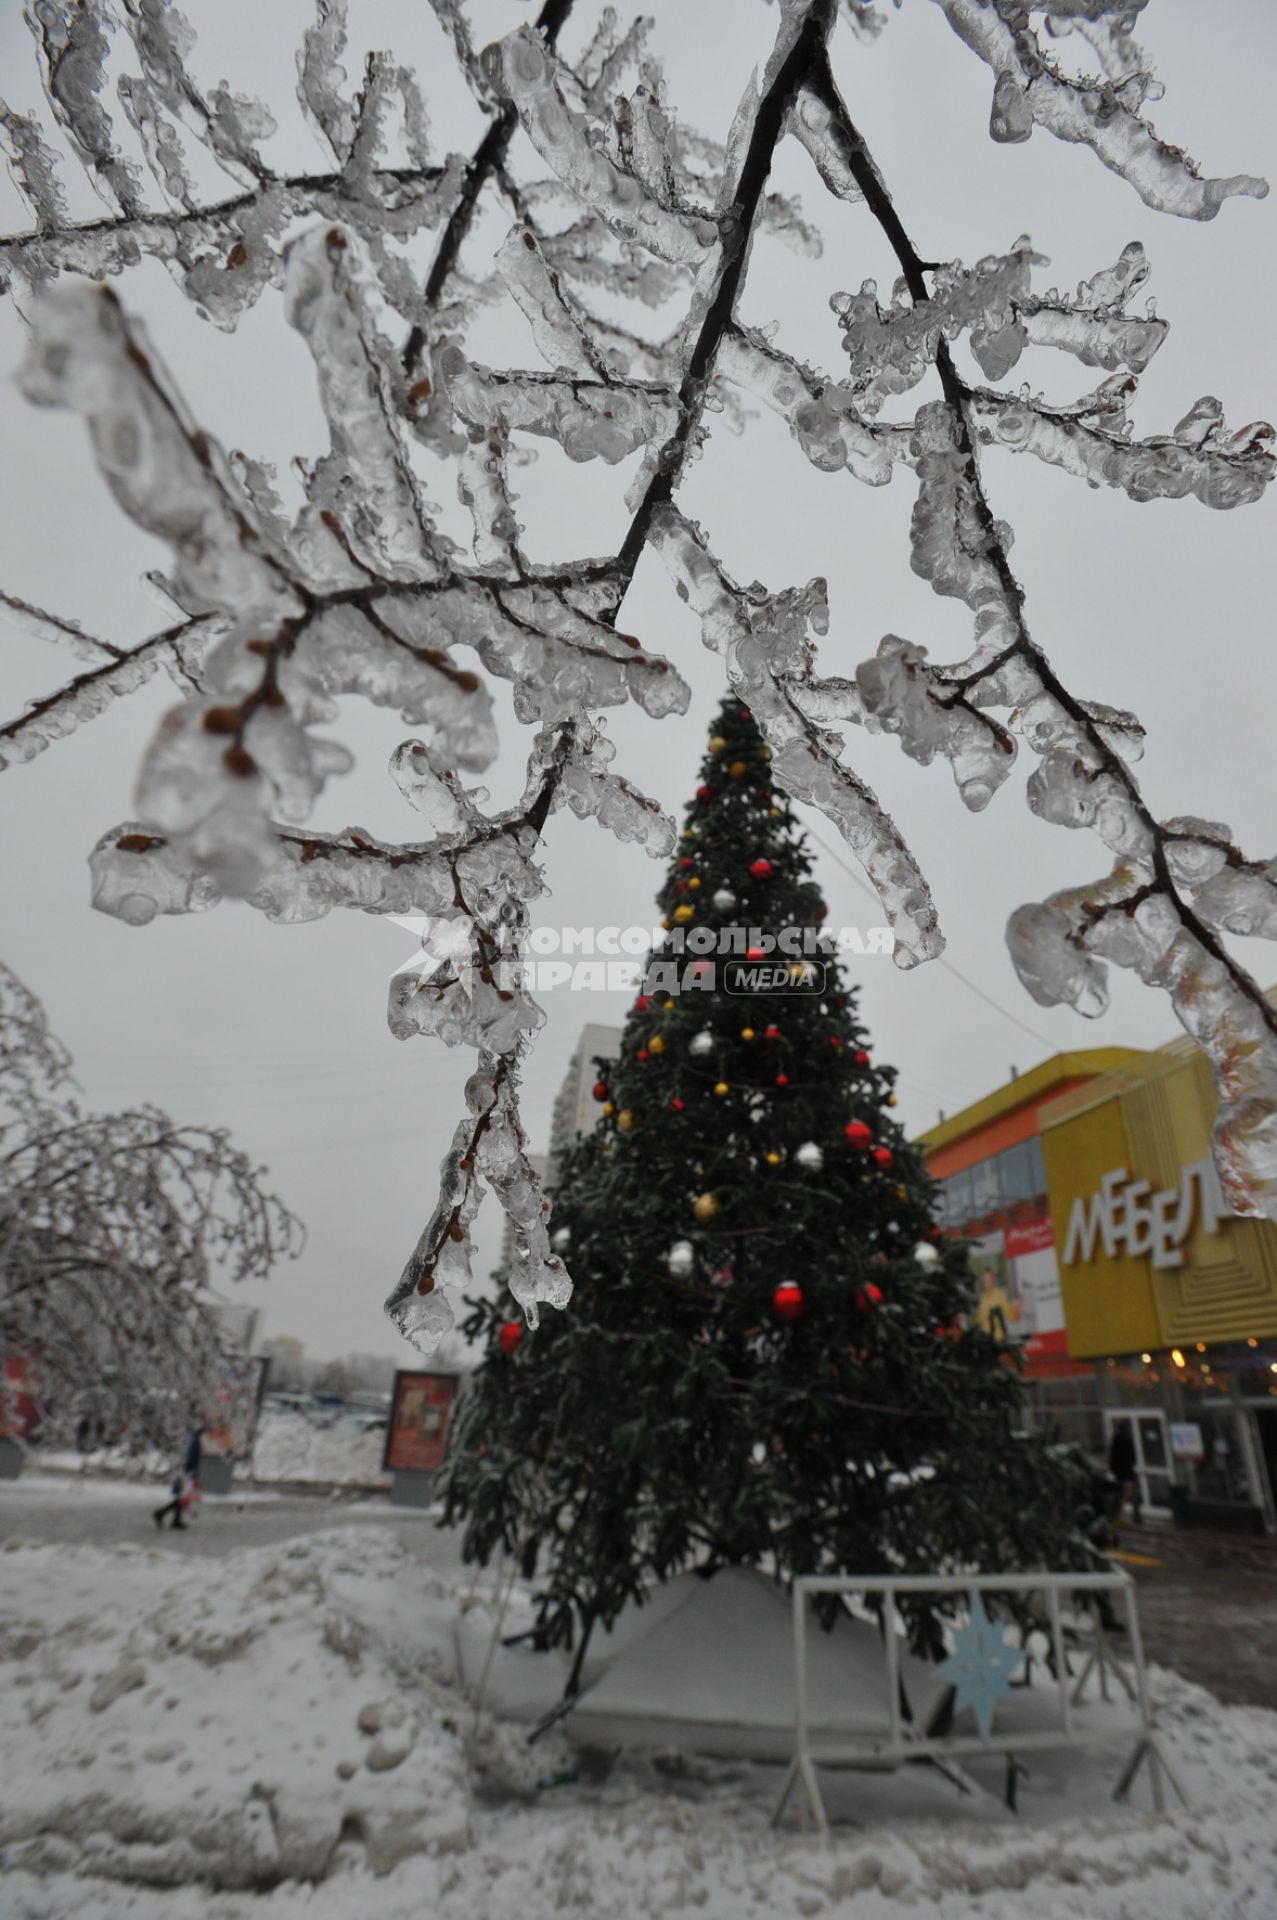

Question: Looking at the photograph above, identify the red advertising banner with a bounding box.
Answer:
[384,1371,458,1474]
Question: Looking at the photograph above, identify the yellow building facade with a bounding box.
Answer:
[918,1030,1277,1534]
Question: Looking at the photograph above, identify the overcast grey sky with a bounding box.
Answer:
[2,0,1274,1360]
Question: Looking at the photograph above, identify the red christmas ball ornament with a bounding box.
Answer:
[853,1049,870,1068]
[688,959,713,983]
[497,1320,523,1356]
[739,707,751,720]
[679,856,693,870]
[745,945,766,961]
[763,1025,781,1042]
[591,1080,609,1102]
[872,1146,894,1170]
[865,1282,884,1305]
[774,1072,789,1088]
[929,1225,944,1242]
[696,784,713,801]
[771,1282,804,1322]
[670,1097,685,1113]
[634,994,651,1013]
[844,1120,873,1148]
[636,1047,649,1062]
[749,859,774,880]
[828,1035,843,1050]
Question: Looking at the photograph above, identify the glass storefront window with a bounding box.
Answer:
[1025,1135,1046,1197]
[945,1168,974,1226]
[968,1156,1001,1218]
[999,1140,1037,1204]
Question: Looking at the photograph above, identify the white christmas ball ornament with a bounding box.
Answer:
[551,1226,571,1253]
[913,1240,941,1269]
[668,1240,695,1278]
[795,1141,824,1172]
[689,1030,714,1058]
[711,888,737,912]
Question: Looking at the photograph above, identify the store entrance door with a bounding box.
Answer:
[1106,1409,1172,1515]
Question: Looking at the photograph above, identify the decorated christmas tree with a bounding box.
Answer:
[442,701,1084,1669]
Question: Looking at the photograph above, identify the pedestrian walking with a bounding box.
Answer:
[1107,1419,1142,1525]
[153,1418,204,1532]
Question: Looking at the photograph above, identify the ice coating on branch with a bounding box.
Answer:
[491,28,718,266]
[653,506,943,970]
[855,635,1015,811]
[933,0,1268,219]
[1009,863,1277,1217]
[440,343,678,467]
[973,384,1276,509]
[495,227,610,378]
[0,102,69,235]
[910,403,1011,609]
[27,0,143,215]
[833,243,1045,410]
[541,719,676,856]
[90,822,220,925]
[787,87,865,203]
[385,1057,570,1351]
[297,0,355,162]
[388,741,467,833]
[720,326,903,484]
[20,284,295,621]
[284,228,438,581]
[117,74,195,210]
[1017,241,1165,372]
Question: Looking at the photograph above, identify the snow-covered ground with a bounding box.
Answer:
[2,1523,1276,1920]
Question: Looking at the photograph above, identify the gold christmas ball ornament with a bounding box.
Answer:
[740,1027,755,1041]
[648,1034,665,1055]
[688,876,701,890]
[660,915,671,930]
[708,735,727,753]
[673,903,695,924]
[765,1150,782,1167]
[729,759,747,778]
[895,1182,907,1200]
[692,1192,720,1221]
[769,807,781,818]
[713,1081,730,1097]
[602,1102,614,1117]
[617,1109,634,1132]
[886,1094,897,1107]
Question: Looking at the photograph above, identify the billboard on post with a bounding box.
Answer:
[383,1371,458,1474]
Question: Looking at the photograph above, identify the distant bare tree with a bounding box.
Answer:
[0,960,302,1449]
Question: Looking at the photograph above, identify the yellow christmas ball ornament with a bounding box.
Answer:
[765,1151,782,1167]
[682,829,695,841]
[692,1192,720,1221]
[688,877,701,890]
[886,1094,897,1107]
[740,1027,755,1041]
[648,1034,665,1055]
[660,915,671,930]
[769,807,781,818]
[617,1109,634,1132]
[708,734,727,753]
[895,1183,907,1201]
[729,759,747,778]
[713,1080,730,1097]
[673,904,695,924]
[601,1102,614,1117]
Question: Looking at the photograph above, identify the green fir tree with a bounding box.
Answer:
[442,699,1085,1669]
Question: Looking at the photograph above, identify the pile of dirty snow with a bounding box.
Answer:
[2,1525,1277,1919]
[249,1408,391,1489]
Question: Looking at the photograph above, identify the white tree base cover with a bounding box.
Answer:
[3,2,1277,1354]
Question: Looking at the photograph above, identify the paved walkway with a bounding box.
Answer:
[1112,1518,1277,1711]
[0,1470,466,1572]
